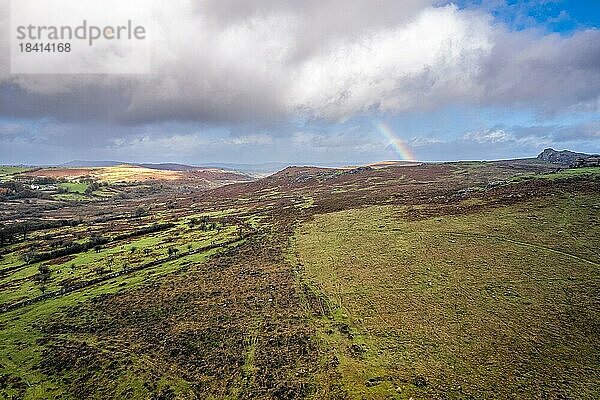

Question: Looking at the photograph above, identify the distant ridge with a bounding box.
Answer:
[195,162,291,175]
[62,161,233,172]
[61,160,124,167]
[56,161,399,176]
[138,163,213,172]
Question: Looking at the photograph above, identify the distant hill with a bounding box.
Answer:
[195,162,292,176]
[137,163,212,172]
[61,160,124,167]
[536,148,597,166]
[63,160,216,171]
[61,160,273,175]
[195,162,378,175]
[60,160,426,176]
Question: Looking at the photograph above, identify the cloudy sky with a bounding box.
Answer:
[1,0,599,165]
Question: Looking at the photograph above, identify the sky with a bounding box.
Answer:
[0,0,599,165]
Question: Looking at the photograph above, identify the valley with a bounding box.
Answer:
[0,158,599,399]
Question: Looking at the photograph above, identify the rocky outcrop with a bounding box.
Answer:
[573,156,600,168]
[537,148,598,166]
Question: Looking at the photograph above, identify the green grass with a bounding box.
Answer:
[513,166,600,182]
[294,194,600,399]
[58,182,89,194]
[0,180,262,398]
[0,166,33,181]
[0,222,240,307]
[0,242,238,399]
[91,188,115,197]
[51,182,92,201]
[51,193,90,201]
[296,196,315,209]
[0,166,32,176]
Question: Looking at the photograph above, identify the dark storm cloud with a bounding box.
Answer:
[0,82,131,123]
[481,28,600,112]
[0,122,29,141]
[495,120,600,143]
[121,72,288,125]
[0,0,598,128]
[552,121,600,142]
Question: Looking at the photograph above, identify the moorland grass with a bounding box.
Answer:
[0,244,233,399]
[294,194,600,399]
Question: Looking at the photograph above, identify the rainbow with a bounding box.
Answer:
[375,122,416,161]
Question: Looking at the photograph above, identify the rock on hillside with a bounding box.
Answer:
[537,148,594,166]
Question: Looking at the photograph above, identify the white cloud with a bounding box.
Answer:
[461,128,553,149]
[221,134,274,145]
[0,0,598,127]
[290,5,493,119]
[108,133,208,157]
[410,136,445,147]
[462,129,513,144]
[0,123,27,136]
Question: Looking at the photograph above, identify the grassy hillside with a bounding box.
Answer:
[294,194,600,399]
[0,207,252,399]
[0,167,34,181]
[0,161,598,399]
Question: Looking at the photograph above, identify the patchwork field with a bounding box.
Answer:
[0,160,598,399]
[0,167,34,182]
[20,165,251,184]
